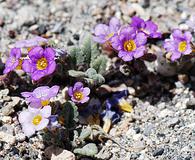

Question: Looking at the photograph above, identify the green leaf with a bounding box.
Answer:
[85,68,97,77]
[79,127,92,140]
[90,74,105,84]
[68,70,86,77]
[61,101,79,128]
[90,55,108,74]
[73,143,98,157]
[81,36,92,65]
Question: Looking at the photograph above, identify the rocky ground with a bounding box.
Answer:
[0,0,195,159]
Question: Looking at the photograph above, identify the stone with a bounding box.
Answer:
[1,97,20,116]
[153,148,164,157]
[158,109,173,118]
[0,131,16,145]
[44,145,75,160]
[143,124,155,136]
[51,22,65,33]
[167,118,180,128]
[16,6,38,26]
[132,140,145,151]
[15,133,26,142]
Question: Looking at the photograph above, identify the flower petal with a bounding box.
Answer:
[21,92,33,98]
[131,16,145,29]
[31,70,46,81]
[10,48,21,58]
[48,85,60,98]
[45,61,56,74]
[80,96,90,103]
[135,32,147,46]
[44,47,55,61]
[109,17,121,33]
[93,36,107,44]
[40,105,51,118]
[22,123,36,137]
[133,46,145,58]
[94,24,109,36]
[34,118,49,130]
[83,87,90,96]
[68,87,73,96]
[28,46,44,62]
[73,82,84,91]
[22,59,35,73]
[172,29,183,39]
[118,51,133,61]
[184,31,192,42]
[18,110,32,124]
[171,51,182,61]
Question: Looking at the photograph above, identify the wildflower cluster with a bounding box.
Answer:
[93,16,161,61]
[19,86,59,136]
[2,15,195,147]
[3,37,56,81]
[93,16,194,62]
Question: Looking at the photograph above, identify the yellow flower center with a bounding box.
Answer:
[32,115,42,125]
[73,91,84,101]
[178,41,187,52]
[41,100,50,106]
[16,59,23,70]
[36,57,48,70]
[106,32,114,39]
[27,47,32,52]
[124,40,136,52]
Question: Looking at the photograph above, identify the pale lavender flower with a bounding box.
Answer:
[3,48,23,74]
[93,17,121,44]
[111,26,147,61]
[164,29,192,61]
[131,16,161,38]
[21,85,59,109]
[68,82,90,103]
[15,36,48,48]
[22,46,56,81]
[18,106,51,137]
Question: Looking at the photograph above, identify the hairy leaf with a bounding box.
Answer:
[73,143,98,157]
[68,70,86,77]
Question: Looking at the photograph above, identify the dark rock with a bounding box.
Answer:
[153,148,164,157]
[38,24,47,35]
[134,127,141,134]
[8,30,16,39]
[184,155,191,160]
[67,39,74,46]
[11,147,19,155]
[73,34,80,40]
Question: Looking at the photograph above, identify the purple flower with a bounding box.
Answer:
[68,82,90,103]
[3,48,23,74]
[47,115,61,130]
[111,26,147,61]
[93,17,121,44]
[18,105,51,137]
[15,36,48,48]
[21,85,59,109]
[131,16,161,38]
[163,29,192,61]
[22,46,56,81]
